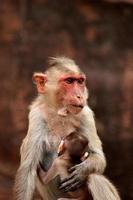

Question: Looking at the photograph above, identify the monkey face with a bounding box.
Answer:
[57,74,87,114]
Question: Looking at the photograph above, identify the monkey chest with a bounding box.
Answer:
[46,116,80,137]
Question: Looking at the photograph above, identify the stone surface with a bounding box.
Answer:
[104,0,133,3]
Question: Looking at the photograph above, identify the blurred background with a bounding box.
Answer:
[0,0,133,199]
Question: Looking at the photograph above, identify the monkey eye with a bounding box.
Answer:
[65,78,75,84]
[77,78,85,84]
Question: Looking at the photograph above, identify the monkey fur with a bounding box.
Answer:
[38,131,91,200]
[14,57,120,200]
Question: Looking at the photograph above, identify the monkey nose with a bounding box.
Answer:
[77,95,81,99]
[76,95,84,105]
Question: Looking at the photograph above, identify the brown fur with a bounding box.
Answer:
[39,132,90,200]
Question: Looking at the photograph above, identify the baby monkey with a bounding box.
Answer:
[39,132,91,200]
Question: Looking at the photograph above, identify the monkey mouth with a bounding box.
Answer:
[67,104,84,114]
[71,104,84,109]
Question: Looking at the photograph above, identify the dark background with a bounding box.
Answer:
[0,0,133,199]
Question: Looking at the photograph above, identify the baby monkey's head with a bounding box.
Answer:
[63,132,89,162]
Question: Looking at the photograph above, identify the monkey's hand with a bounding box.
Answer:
[59,161,88,192]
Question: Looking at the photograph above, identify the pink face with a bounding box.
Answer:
[58,74,87,114]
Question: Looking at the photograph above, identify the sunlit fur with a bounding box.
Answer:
[14,57,120,200]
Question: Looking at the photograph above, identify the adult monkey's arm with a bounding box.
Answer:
[60,106,106,192]
[14,108,46,200]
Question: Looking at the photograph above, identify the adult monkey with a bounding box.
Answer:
[14,57,120,200]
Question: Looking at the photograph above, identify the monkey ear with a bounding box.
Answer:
[81,152,89,161]
[57,140,65,155]
[32,72,47,94]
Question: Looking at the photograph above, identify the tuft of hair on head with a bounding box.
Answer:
[47,56,81,74]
